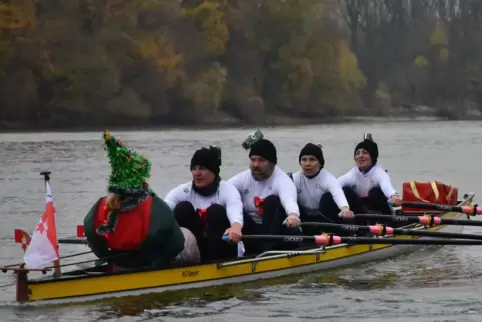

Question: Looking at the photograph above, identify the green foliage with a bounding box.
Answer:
[414,56,429,67]
[0,0,370,126]
[10,0,482,126]
[430,23,448,46]
[181,62,228,112]
[181,0,228,55]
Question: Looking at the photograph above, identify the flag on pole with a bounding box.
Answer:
[24,181,60,268]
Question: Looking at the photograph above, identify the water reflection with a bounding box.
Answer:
[85,274,302,320]
[1,122,482,321]
[53,244,478,320]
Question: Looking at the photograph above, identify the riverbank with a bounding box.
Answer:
[0,112,454,134]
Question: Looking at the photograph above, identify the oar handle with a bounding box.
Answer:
[40,171,51,182]
[58,238,87,245]
[353,213,431,224]
[301,222,394,236]
[222,235,309,242]
[222,234,341,246]
[397,201,482,216]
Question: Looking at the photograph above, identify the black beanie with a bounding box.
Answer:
[299,143,324,166]
[354,139,378,165]
[249,139,277,164]
[190,147,221,176]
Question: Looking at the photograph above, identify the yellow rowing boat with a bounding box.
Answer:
[3,191,474,305]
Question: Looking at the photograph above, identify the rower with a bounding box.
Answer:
[338,133,402,222]
[83,131,190,272]
[292,143,354,236]
[164,146,243,261]
[227,131,301,255]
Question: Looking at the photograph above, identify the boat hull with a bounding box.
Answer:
[24,207,469,305]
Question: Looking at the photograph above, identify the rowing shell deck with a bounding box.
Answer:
[13,193,473,305]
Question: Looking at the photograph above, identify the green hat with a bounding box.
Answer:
[103,130,152,191]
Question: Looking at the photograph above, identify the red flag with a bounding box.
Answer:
[24,181,60,268]
[77,225,85,238]
[14,229,31,252]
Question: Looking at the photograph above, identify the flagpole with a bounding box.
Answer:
[40,171,61,278]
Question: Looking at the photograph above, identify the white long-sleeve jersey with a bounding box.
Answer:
[292,169,349,211]
[164,180,244,226]
[337,165,397,198]
[227,166,300,224]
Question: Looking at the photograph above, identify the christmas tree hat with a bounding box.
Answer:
[103,130,152,193]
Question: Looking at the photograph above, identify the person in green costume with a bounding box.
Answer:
[83,130,193,271]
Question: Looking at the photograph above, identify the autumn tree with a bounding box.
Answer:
[3,0,482,129]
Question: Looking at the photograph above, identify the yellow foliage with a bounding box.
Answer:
[259,0,321,52]
[182,62,228,112]
[311,39,365,109]
[430,23,448,46]
[414,55,429,67]
[374,85,392,113]
[439,48,449,62]
[0,0,35,29]
[136,32,184,88]
[181,0,228,55]
[277,39,314,101]
[336,40,366,92]
[290,58,314,95]
[255,0,367,110]
[273,32,365,111]
[308,39,365,107]
[0,0,377,122]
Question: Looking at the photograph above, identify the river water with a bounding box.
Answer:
[1,120,482,321]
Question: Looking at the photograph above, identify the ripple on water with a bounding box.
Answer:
[2,123,482,321]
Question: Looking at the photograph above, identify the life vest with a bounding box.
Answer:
[93,196,152,251]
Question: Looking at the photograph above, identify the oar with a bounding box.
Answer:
[394,201,481,216]
[222,235,482,246]
[58,238,87,245]
[352,213,482,227]
[301,222,482,240]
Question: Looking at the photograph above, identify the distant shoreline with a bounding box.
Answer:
[0,114,475,134]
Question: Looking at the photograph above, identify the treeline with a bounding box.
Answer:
[0,0,481,129]
[343,0,482,118]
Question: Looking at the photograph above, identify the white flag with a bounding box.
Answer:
[24,181,60,268]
